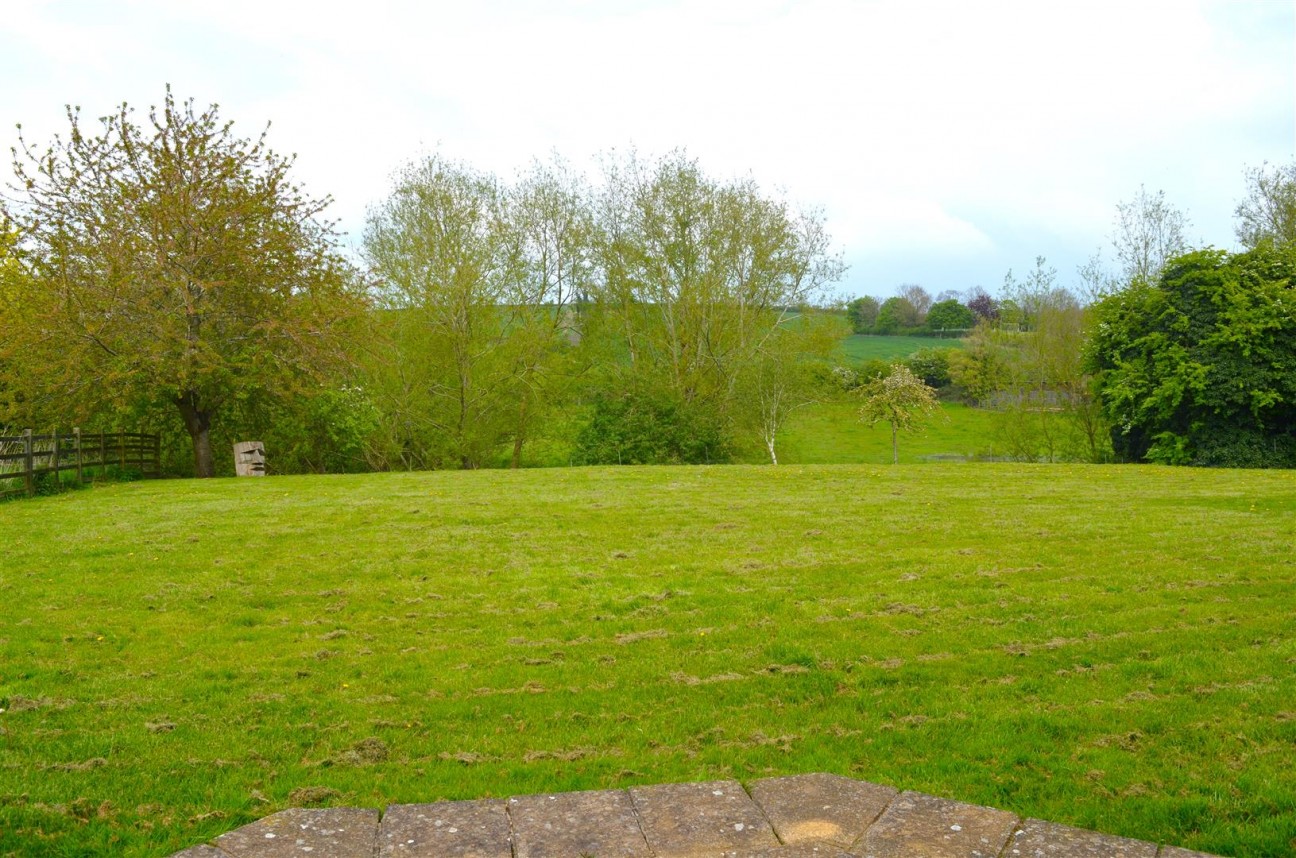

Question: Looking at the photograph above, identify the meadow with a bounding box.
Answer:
[838,333,965,362]
[1,465,1293,857]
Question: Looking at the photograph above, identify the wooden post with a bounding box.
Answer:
[99,432,106,477]
[153,434,161,477]
[51,431,60,492]
[23,429,33,497]
[119,430,126,470]
[74,427,83,484]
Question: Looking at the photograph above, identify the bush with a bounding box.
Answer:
[905,347,953,389]
[925,299,974,334]
[573,390,730,465]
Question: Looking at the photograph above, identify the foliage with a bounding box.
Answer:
[1235,160,1296,250]
[965,287,998,321]
[587,151,845,453]
[2,89,360,476]
[925,299,974,333]
[904,347,953,389]
[1085,246,1296,467]
[572,388,729,465]
[856,363,941,463]
[948,322,1014,403]
[261,386,382,474]
[846,295,880,333]
[1111,185,1190,285]
[874,296,917,334]
[361,156,595,470]
[897,283,932,322]
[1000,256,1064,330]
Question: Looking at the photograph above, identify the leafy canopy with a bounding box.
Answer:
[1084,246,1296,467]
[3,88,359,475]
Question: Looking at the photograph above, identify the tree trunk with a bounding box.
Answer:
[176,393,215,478]
[891,422,898,465]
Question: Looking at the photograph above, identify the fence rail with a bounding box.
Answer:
[0,429,161,499]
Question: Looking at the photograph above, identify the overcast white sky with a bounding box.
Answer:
[3,0,1293,298]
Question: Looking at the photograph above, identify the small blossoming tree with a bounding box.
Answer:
[857,364,941,464]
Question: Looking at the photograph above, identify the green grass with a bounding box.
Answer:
[777,402,998,464]
[2,466,1294,857]
[839,334,965,362]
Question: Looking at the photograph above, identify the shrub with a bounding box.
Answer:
[905,347,954,389]
[573,390,730,465]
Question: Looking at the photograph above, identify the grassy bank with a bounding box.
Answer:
[2,465,1293,856]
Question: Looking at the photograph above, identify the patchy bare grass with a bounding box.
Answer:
[1,464,1294,856]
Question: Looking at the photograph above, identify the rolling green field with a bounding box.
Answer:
[2,466,1294,857]
[838,334,965,362]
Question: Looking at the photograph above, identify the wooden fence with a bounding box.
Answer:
[0,429,161,499]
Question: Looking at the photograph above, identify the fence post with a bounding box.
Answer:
[74,427,83,484]
[153,434,161,477]
[119,431,126,471]
[99,432,106,477]
[51,431,60,493]
[23,429,33,497]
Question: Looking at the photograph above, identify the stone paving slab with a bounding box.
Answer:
[630,779,781,857]
[172,773,1225,858]
[377,799,510,858]
[1007,818,1160,857]
[861,791,1018,858]
[509,788,651,858]
[725,845,857,857]
[213,807,379,857]
[749,772,898,848]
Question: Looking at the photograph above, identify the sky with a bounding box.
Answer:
[2,0,1293,300]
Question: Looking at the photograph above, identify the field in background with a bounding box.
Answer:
[2,465,1292,857]
[839,334,966,363]
[778,402,997,464]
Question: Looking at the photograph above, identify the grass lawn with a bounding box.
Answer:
[2,465,1293,857]
[839,334,965,363]
[777,402,998,464]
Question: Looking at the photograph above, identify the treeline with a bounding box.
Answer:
[0,93,846,476]
[2,92,1293,474]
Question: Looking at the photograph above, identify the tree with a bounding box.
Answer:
[925,298,974,334]
[736,312,842,464]
[3,90,358,476]
[1112,185,1189,285]
[1084,246,1296,467]
[897,283,932,323]
[874,296,916,334]
[1235,161,1296,250]
[856,364,941,464]
[504,159,596,467]
[1001,256,1063,330]
[362,155,530,470]
[947,320,1013,404]
[589,151,844,445]
[846,295,879,333]
[964,287,998,321]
